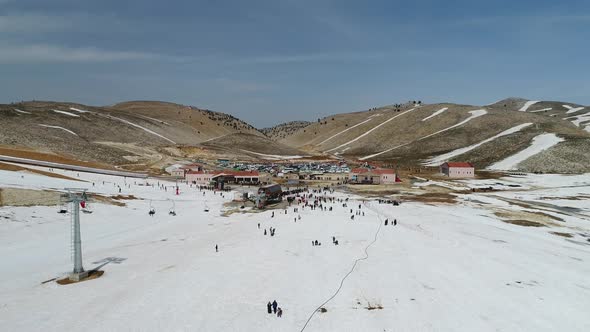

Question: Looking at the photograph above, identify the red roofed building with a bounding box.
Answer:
[349,168,398,185]
[440,162,475,178]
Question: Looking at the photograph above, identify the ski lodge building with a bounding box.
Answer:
[440,162,475,178]
[186,170,260,185]
[349,168,398,185]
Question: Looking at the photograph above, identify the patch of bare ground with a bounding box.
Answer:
[0,162,82,181]
[365,302,384,310]
[92,194,139,207]
[399,193,457,204]
[56,270,104,285]
[495,199,566,222]
[0,146,115,170]
[551,232,573,238]
[502,219,544,227]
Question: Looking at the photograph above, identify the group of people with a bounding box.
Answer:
[267,300,282,317]
[384,218,397,226]
[264,227,276,236]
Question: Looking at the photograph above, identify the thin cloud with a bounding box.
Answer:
[0,13,71,32]
[0,44,166,63]
[239,52,389,64]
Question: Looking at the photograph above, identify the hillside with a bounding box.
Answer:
[1,98,589,173]
[275,99,590,172]
[0,100,273,171]
[261,121,312,140]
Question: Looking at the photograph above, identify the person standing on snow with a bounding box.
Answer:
[277,307,283,317]
[215,244,218,252]
[272,300,278,314]
[267,302,272,314]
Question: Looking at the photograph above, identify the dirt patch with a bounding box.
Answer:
[0,146,115,170]
[399,193,457,204]
[365,303,384,310]
[551,231,573,238]
[56,270,104,285]
[92,194,138,207]
[501,219,544,227]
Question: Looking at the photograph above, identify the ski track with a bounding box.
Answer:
[421,107,448,121]
[300,202,383,332]
[563,105,585,114]
[488,133,565,170]
[37,124,78,136]
[101,114,176,144]
[360,109,487,160]
[318,118,374,145]
[325,108,417,153]
[52,110,80,117]
[424,123,533,166]
[518,101,539,112]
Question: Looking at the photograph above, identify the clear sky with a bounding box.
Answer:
[1,0,589,127]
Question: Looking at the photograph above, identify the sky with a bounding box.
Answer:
[1,0,590,127]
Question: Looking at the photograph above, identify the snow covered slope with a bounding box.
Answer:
[1,167,589,331]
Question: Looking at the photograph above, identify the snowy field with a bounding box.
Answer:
[1,168,589,331]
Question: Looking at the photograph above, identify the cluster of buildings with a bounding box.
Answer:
[165,160,476,187]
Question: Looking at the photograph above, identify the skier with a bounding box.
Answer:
[215,244,218,252]
[264,229,267,235]
[258,223,260,229]
[394,219,397,226]
[272,300,278,314]
[385,219,388,226]
[267,302,272,314]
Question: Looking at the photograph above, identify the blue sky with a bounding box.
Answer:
[1,0,589,127]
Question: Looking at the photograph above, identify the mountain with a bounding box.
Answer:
[0,100,304,171]
[1,98,589,173]
[276,99,590,172]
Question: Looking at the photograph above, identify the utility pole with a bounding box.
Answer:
[63,189,90,281]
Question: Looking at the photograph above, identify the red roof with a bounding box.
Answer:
[444,162,473,168]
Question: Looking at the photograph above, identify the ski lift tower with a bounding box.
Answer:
[62,188,90,281]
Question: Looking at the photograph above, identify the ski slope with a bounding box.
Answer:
[424,123,533,166]
[0,168,589,331]
[360,109,487,160]
[488,133,565,170]
[325,108,416,153]
[421,107,448,121]
[38,124,79,136]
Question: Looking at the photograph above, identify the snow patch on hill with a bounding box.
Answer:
[563,105,585,114]
[52,109,80,117]
[360,109,488,160]
[425,123,533,166]
[37,124,78,136]
[421,107,448,121]
[488,133,565,170]
[13,109,31,114]
[325,108,417,153]
[518,101,539,112]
